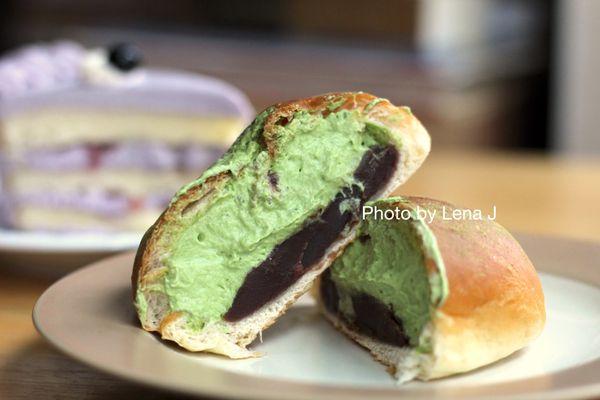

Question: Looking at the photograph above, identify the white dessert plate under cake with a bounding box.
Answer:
[0,228,141,272]
[33,233,600,400]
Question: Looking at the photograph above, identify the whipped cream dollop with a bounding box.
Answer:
[82,48,145,87]
[0,40,144,100]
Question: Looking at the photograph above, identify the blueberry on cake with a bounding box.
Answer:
[0,41,253,231]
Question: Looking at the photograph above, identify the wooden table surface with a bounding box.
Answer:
[1,150,599,400]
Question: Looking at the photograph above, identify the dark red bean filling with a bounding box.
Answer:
[223,145,398,322]
[320,269,409,347]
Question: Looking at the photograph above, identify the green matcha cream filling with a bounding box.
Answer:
[328,199,448,348]
[142,108,396,330]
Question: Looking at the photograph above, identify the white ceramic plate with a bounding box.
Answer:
[33,234,600,400]
[0,228,141,272]
[0,228,141,252]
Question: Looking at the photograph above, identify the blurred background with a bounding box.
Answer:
[2,0,595,154]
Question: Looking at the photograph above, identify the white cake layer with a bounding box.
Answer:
[7,170,198,197]
[13,207,160,232]
[1,110,245,152]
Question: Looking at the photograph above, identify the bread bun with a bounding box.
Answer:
[316,196,545,381]
[132,93,431,358]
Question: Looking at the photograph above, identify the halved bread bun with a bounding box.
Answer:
[132,93,431,358]
[316,196,545,381]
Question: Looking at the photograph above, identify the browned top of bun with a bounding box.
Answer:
[262,92,407,157]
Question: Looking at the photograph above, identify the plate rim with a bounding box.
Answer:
[0,228,142,253]
[33,233,600,400]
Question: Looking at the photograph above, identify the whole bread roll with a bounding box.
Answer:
[132,93,431,358]
[316,196,545,381]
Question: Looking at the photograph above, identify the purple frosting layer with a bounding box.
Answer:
[13,190,174,217]
[20,142,224,172]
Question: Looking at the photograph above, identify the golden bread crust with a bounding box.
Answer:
[400,197,545,379]
[415,197,544,378]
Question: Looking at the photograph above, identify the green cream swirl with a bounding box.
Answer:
[155,108,394,330]
[328,197,448,349]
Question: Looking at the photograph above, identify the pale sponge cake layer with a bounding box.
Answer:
[14,207,160,231]
[9,170,199,198]
[1,109,245,152]
[316,196,545,382]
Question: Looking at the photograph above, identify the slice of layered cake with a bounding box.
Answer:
[0,41,253,231]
